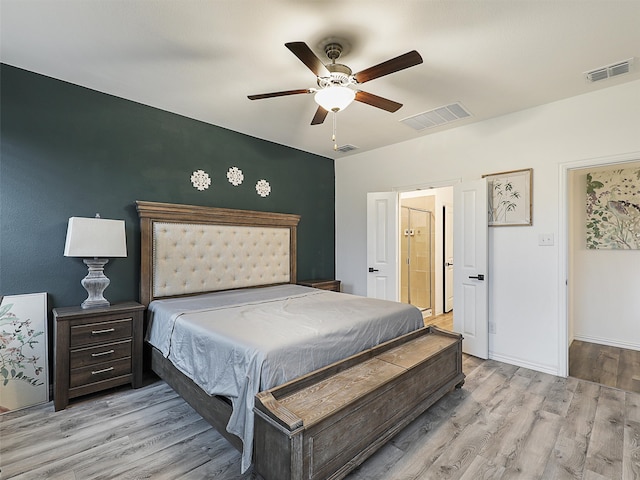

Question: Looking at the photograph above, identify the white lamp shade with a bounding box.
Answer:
[314,86,355,112]
[64,217,127,258]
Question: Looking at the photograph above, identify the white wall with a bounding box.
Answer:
[570,162,640,350]
[335,79,640,376]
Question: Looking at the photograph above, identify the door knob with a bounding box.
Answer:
[468,274,484,280]
[368,267,379,273]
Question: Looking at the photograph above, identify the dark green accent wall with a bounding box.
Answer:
[0,64,335,311]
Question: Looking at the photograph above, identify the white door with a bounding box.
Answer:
[444,202,454,313]
[366,192,399,301]
[453,179,489,359]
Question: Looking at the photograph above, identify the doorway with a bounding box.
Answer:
[562,153,640,385]
[399,186,454,328]
[367,181,488,356]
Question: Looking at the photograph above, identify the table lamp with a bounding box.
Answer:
[63,214,127,309]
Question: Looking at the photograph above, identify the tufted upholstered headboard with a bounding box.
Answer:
[136,201,300,306]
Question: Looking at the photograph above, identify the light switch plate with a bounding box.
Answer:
[538,233,554,246]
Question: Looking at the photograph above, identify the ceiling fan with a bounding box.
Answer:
[248,41,423,126]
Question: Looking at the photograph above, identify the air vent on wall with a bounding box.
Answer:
[585,58,634,83]
[335,144,358,153]
[400,102,472,131]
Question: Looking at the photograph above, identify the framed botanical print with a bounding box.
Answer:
[483,168,533,226]
[0,293,49,413]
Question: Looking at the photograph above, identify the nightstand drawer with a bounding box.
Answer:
[70,318,132,347]
[70,357,132,388]
[70,339,132,369]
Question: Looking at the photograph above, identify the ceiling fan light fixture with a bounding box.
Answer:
[314,86,355,112]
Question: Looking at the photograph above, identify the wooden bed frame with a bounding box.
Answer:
[136,200,464,480]
[137,200,301,452]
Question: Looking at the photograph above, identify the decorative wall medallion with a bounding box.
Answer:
[255,179,271,197]
[227,166,244,186]
[190,170,211,191]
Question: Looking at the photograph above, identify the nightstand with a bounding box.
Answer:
[53,301,145,411]
[298,279,341,292]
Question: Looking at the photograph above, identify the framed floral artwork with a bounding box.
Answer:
[0,292,48,413]
[586,165,640,249]
[483,168,533,226]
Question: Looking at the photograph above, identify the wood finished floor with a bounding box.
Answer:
[3,345,640,479]
[570,340,640,395]
[428,312,640,396]
[424,310,454,331]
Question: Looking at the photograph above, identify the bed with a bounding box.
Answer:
[136,200,464,479]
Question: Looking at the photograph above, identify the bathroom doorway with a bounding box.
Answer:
[399,187,454,328]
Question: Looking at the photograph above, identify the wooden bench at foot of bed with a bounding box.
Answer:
[253,325,465,480]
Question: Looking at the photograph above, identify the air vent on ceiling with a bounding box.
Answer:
[335,144,359,153]
[400,102,472,131]
[585,58,634,83]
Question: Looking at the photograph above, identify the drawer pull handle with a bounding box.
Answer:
[91,367,114,375]
[91,350,115,357]
[91,328,115,335]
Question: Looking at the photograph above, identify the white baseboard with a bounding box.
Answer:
[573,334,640,351]
[490,335,640,378]
[489,352,560,376]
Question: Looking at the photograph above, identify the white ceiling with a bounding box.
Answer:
[2,1,639,159]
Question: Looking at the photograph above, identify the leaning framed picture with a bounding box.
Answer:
[483,168,533,226]
[0,292,49,413]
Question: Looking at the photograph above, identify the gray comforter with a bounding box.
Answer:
[146,284,423,472]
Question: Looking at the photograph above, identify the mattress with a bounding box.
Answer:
[146,284,424,471]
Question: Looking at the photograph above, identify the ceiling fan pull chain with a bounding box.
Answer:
[332,112,338,151]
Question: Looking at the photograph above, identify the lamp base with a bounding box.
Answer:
[80,258,111,309]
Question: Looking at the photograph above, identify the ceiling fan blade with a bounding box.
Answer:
[310,106,329,125]
[285,42,330,77]
[247,89,312,100]
[354,50,423,84]
[355,91,403,112]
